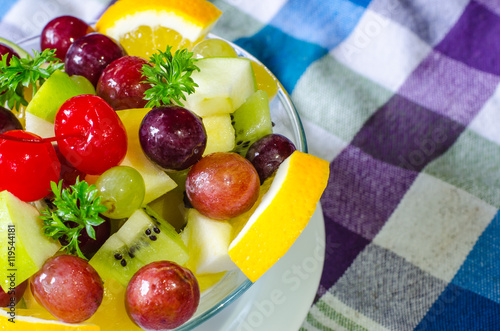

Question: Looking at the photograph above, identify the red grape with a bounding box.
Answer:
[41,15,94,60]
[65,33,125,87]
[0,106,22,134]
[96,55,152,110]
[30,255,104,323]
[0,130,61,202]
[54,95,128,175]
[186,152,260,220]
[0,281,27,307]
[139,105,207,171]
[246,134,296,183]
[0,43,19,63]
[126,261,200,330]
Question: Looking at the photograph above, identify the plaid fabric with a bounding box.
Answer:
[2,0,500,329]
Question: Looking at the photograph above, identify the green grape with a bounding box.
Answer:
[192,39,238,59]
[96,166,146,219]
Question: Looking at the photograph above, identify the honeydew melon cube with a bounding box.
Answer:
[117,108,177,204]
[202,113,235,155]
[0,191,60,292]
[184,209,237,274]
[184,57,257,117]
[25,70,95,123]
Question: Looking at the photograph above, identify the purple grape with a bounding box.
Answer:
[96,56,151,110]
[139,106,207,171]
[65,33,126,87]
[41,15,94,60]
[0,43,19,63]
[246,134,296,183]
[0,106,22,134]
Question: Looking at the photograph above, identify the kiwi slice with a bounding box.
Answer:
[89,208,189,285]
[231,90,273,156]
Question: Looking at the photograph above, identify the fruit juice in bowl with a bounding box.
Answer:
[0,0,329,330]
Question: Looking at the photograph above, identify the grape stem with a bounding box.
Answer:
[0,132,84,143]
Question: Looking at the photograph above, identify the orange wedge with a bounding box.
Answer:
[228,151,330,282]
[95,0,222,58]
[1,308,100,330]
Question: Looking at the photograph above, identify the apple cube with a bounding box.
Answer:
[0,191,60,292]
[183,57,257,117]
[183,209,237,274]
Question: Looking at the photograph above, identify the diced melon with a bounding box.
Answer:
[202,113,235,155]
[184,57,257,117]
[183,209,237,275]
[0,191,60,292]
[117,108,177,204]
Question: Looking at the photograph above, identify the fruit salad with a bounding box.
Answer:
[0,0,330,330]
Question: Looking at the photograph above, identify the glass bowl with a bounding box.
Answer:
[16,33,307,330]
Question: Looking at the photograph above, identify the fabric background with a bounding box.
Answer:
[2,0,500,329]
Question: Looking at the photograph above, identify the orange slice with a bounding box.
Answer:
[95,0,222,58]
[1,308,100,330]
[228,151,330,282]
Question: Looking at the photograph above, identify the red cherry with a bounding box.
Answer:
[54,95,127,175]
[0,130,61,202]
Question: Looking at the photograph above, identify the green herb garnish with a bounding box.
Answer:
[0,49,64,110]
[141,46,199,108]
[40,179,108,259]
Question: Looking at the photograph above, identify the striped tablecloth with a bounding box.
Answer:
[2,0,500,330]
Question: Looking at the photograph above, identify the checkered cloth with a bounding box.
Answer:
[2,0,500,330]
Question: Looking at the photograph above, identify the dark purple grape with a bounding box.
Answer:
[65,33,126,87]
[59,218,111,259]
[0,43,19,63]
[97,56,151,110]
[246,134,296,183]
[139,106,207,171]
[0,106,22,134]
[0,280,27,307]
[41,15,94,60]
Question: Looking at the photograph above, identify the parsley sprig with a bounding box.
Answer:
[0,49,64,110]
[141,46,199,107]
[40,179,107,259]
